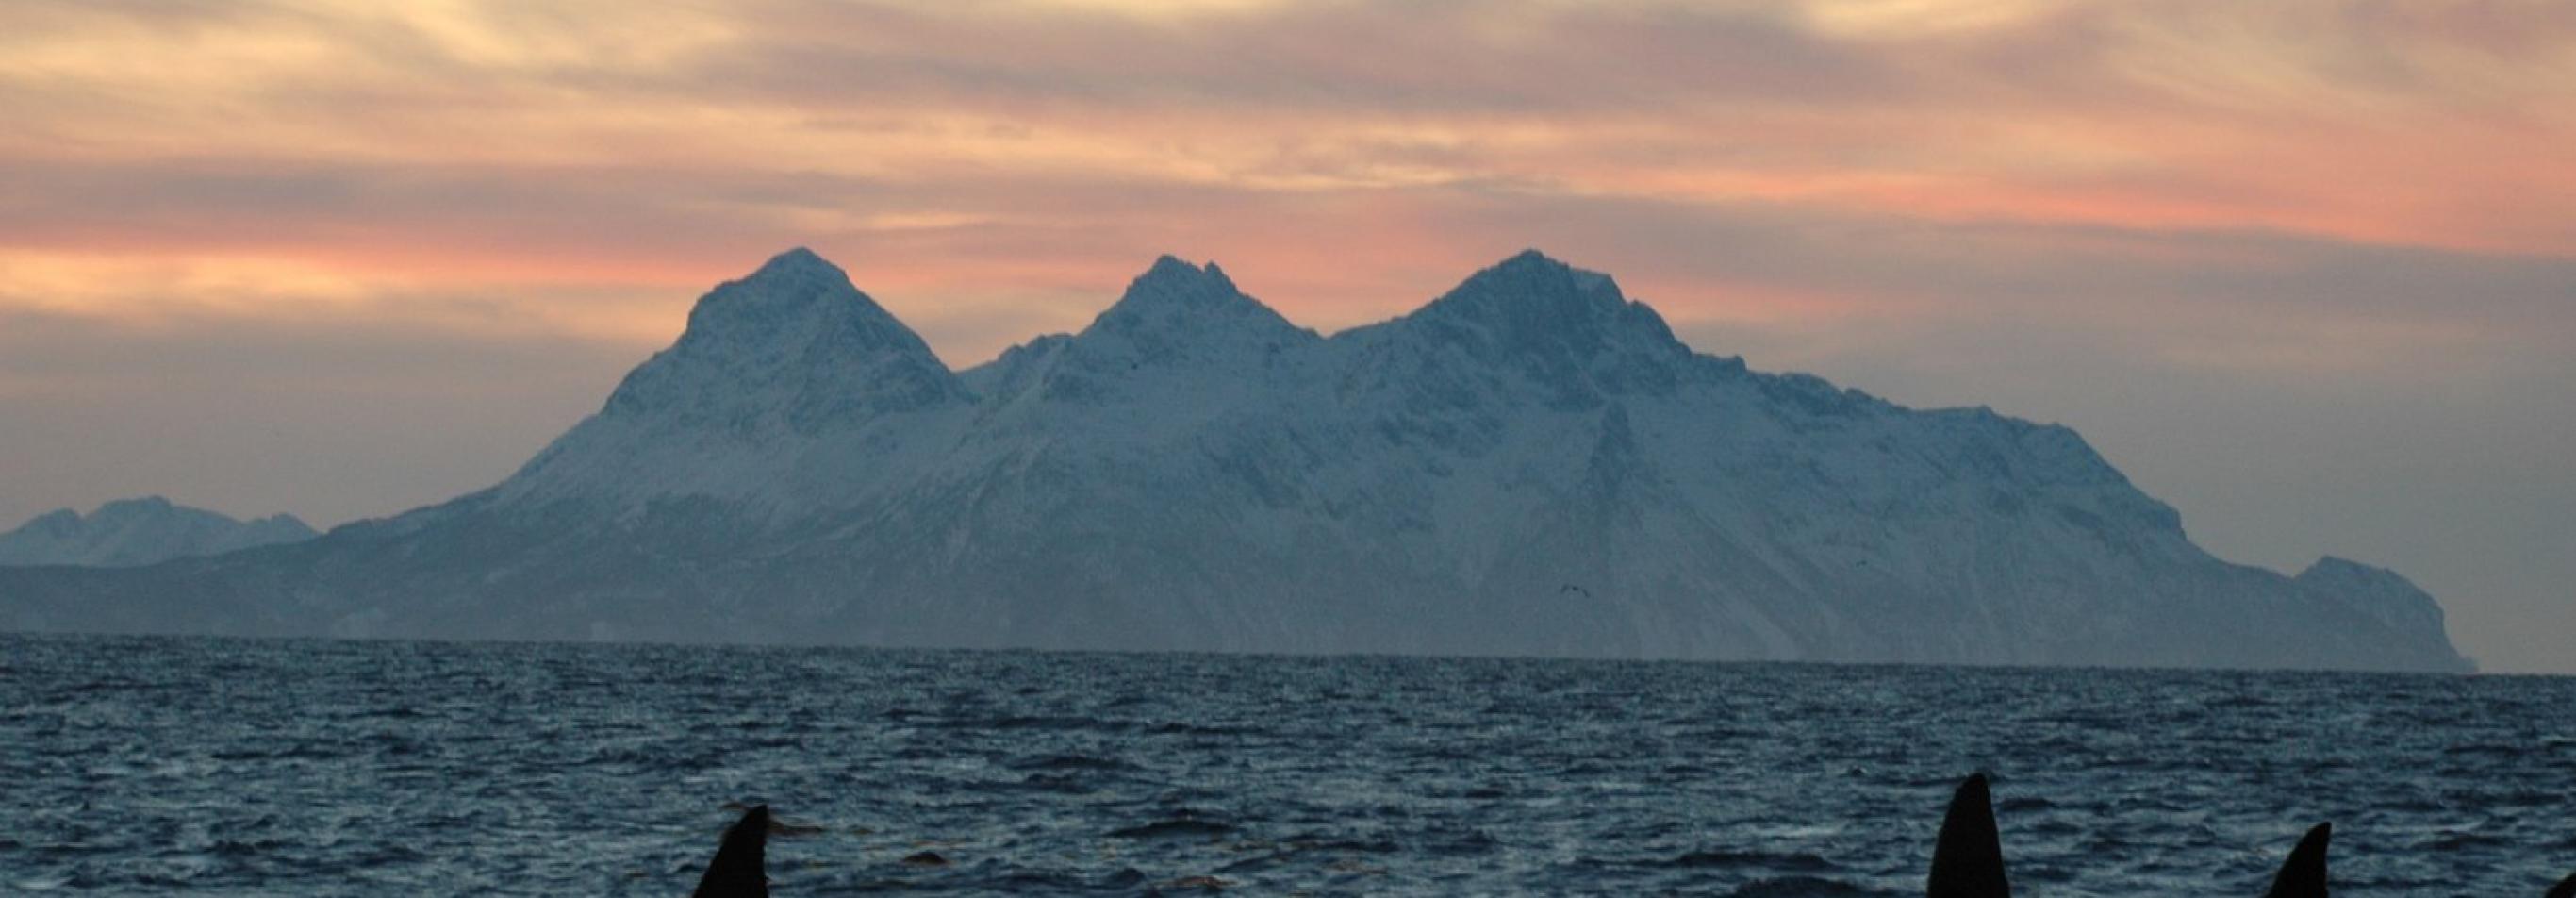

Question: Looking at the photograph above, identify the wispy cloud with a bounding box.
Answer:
[4,0,2568,371]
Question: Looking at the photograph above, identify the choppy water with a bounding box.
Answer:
[2,635,2570,896]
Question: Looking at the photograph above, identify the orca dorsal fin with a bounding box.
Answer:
[692,805,771,898]
[1927,773,2010,898]
[2545,871,2576,898]
[2260,823,2331,898]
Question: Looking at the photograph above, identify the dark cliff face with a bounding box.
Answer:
[0,250,2473,673]
[2293,557,2453,651]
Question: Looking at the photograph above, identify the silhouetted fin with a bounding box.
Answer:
[720,800,823,836]
[693,805,770,898]
[1928,773,2010,898]
[2544,871,2576,898]
[2261,823,2330,898]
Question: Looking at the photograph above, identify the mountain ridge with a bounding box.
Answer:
[0,249,2471,672]
[0,497,315,569]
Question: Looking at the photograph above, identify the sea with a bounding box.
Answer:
[2,634,2568,896]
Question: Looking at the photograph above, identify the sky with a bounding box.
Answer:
[1,0,2569,672]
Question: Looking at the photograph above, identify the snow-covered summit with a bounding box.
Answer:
[0,496,314,568]
[1060,256,1318,374]
[1354,250,1695,409]
[503,247,968,507]
[599,246,963,430]
[1409,250,1673,348]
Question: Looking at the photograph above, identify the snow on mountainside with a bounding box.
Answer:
[498,247,971,511]
[0,497,314,568]
[0,249,2471,671]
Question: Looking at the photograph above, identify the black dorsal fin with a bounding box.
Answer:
[2545,871,2576,898]
[2261,823,2331,898]
[1928,773,2010,898]
[692,805,770,898]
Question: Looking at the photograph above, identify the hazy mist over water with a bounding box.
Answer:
[7,635,2570,895]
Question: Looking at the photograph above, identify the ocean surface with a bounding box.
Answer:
[2,635,2568,896]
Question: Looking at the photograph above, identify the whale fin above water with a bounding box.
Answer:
[2260,823,2331,898]
[2545,872,2576,898]
[1928,773,2010,898]
[692,805,770,898]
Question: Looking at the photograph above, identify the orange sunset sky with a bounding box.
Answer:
[1,0,2571,670]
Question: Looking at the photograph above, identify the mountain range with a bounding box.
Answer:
[0,248,2471,671]
[0,497,313,568]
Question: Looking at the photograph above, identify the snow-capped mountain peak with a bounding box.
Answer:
[1367,250,1693,407]
[595,247,963,431]
[1123,254,1244,306]
[498,249,969,509]
[1413,250,1665,337]
[672,247,913,354]
[1070,255,1317,369]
